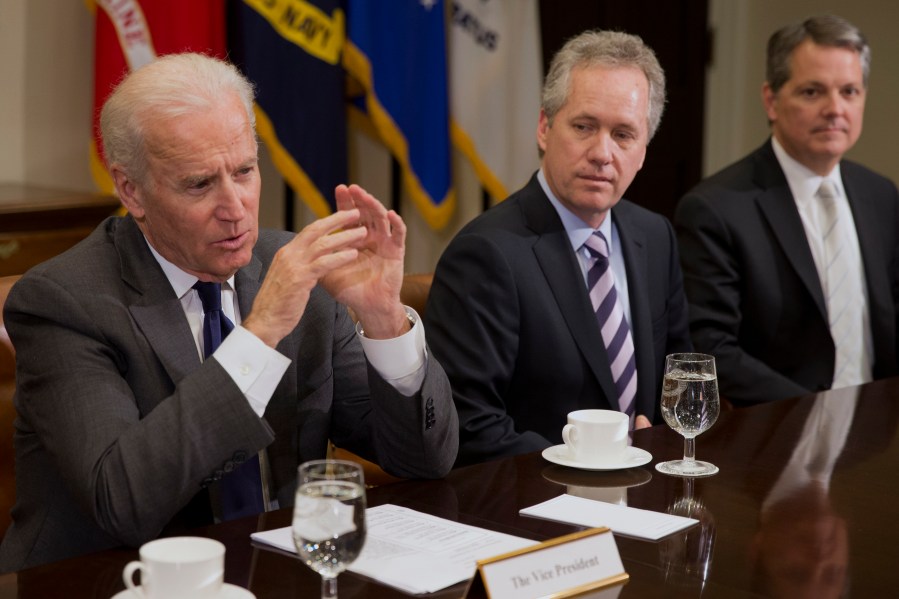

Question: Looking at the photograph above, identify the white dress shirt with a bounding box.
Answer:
[537,169,633,325]
[146,242,428,417]
[772,138,873,387]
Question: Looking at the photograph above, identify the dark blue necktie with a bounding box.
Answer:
[193,281,265,520]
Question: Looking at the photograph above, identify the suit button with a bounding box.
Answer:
[223,461,235,473]
[233,451,248,463]
[213,470,224,481]
[426,397,434,408]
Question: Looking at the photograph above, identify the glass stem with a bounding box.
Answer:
[321,575,338,599]
[683,476,694,500]
[683,437,696,463]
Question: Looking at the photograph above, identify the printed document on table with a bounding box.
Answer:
[520,494,698,541]
[250,504,537,594]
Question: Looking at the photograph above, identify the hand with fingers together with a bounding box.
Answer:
[242,184,409,348]
[321,184,409,339]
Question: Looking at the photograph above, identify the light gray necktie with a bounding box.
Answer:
[816,180,863,387]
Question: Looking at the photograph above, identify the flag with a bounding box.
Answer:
[344,0,454,230]
[229,0,347,217]
[449,0,542,201]
[89,0,226,193]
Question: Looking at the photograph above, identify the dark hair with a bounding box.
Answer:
[766,14,870,93]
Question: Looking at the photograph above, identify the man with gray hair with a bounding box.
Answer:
[425,29,692,466]
[0,52,457,572]
[676,14,899,406]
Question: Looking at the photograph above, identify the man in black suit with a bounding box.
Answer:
[425,30,692,466]
[676,15,899,406]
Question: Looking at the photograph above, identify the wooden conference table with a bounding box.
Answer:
[3,377,899,598]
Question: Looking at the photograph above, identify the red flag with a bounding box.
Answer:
[89,0,226,192]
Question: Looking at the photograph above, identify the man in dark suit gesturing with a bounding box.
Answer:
[425,30,692,466]
[0,53,457,572]
[676,15,899,406]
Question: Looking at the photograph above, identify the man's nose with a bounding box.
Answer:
[586,132,613,164]
[216,181,248,221]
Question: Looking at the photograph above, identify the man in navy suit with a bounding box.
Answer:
[676,15,899,406]
[425,30,692,466]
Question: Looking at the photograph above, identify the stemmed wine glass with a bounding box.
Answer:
[656,353,720,477]
[293,459,367,599]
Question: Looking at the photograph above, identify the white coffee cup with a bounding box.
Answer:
[562,409,629,465]
[122,536,225,599]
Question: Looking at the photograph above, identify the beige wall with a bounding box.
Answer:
[2,1,898,273]
[0,0,28,183]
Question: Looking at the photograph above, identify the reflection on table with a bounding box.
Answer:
[3,377,899,598]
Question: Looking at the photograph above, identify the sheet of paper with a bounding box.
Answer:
[250,504,537,594]
[519,494,697,541]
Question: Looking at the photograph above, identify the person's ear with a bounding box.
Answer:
[537,108,551,154]
[761,82,778,123]
[111,166,145,219]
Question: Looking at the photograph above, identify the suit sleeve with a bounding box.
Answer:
[661,216,694,358]
[6,273,274,548]
[675,192,810,404]
[425,233,551,466]
[326,301,459,479]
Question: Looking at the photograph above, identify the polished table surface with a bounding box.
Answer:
[3,378,899,598]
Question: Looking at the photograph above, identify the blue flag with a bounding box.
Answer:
[344,0,454,230]
[230,0,347,216]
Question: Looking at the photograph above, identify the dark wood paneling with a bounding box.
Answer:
[0,185,120,276]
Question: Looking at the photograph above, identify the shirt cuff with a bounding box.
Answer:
[356,307,427,394]
[213,325,291,417]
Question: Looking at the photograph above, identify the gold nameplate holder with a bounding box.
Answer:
[464,527,628,598]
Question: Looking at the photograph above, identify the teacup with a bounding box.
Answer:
[562,409,628,465]
[122,536,225,599]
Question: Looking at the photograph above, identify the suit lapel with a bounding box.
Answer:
[753,144,828,319]
[116,217,201,389]
[612,204,653,410]
[521,180,620,404]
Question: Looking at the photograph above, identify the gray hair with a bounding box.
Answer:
[541,29,667,141]
[766,14,870,93]
[99,53,257,184]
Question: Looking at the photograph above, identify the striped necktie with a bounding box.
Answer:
[193,281,265,520]
[816,180,864,387]
[584,232,637,421]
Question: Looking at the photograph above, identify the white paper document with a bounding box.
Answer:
[520,494,697,541]
[250,504,537,594]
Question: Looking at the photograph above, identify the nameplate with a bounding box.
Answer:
[464,527,627,598]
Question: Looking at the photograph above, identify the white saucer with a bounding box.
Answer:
[112,583,255,599]
[542,444,652,471]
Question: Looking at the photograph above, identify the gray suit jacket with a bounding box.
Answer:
[0,216,457,572]
[675,140,899,405]
[425,175,692,466]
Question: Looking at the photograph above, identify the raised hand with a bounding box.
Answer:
[321,184,409,339]
[242,206,367,348]
[243,184,410,348]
